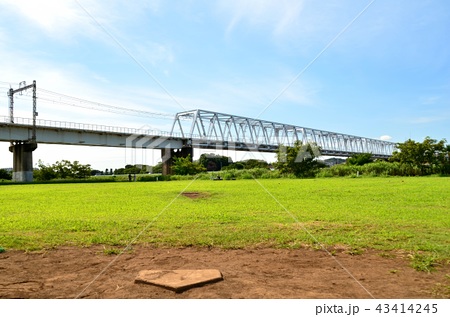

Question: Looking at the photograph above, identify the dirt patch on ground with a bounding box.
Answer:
[181,192,210,199]
[0,246,449,299]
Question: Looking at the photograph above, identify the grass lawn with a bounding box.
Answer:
[0,177,449,261]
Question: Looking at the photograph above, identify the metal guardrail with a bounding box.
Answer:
[1,116,177,138]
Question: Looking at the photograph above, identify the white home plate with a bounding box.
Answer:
[135,269,223,292]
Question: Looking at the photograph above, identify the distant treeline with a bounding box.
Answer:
[1,136,448,182]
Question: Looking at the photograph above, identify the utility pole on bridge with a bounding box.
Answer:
[7,80,38,182]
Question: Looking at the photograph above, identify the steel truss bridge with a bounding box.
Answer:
[171,109,395,158]
[1,109,395,158]
[1,109,395,182]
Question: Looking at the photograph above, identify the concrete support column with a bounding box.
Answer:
[161,147,193,176]
[9,142,38,182]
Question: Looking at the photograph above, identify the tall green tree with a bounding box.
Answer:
[114,164,151,175]
[275,141,323,177]
[35,160,57,180]
[198,153,232,171]
[172,155,206,175]
[69,160,92,179]
[390,137,448,175]
[442,145,450,174]
[34,160,91,180]
[0,169,12,180]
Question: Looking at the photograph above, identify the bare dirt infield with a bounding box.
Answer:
[1,246,449,299]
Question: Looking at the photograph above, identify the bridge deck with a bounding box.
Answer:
[0,117,183,149]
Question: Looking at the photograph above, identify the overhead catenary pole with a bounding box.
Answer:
[8,87,14,123]
[32,80,37,142]
[7,80,38,182]
[7,80,38,143]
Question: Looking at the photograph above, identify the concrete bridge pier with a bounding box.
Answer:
[161,146,193,175]
[9,141,38,182]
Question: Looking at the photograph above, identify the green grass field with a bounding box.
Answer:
[1,178,449,262]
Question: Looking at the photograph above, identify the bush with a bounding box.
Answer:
[138,175,171,182]
[317,161,428,178]
[347,153,374,166]
[222,171,236,180]
[241,172,253,179]
[323,164,359,177]
[196,173,213,180]
[0,169,12,180]
[204,168,282,180]
[316,169,334,178]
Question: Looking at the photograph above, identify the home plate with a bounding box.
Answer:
[135,269,223,292]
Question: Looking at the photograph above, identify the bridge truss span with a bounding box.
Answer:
[170,109,395,158]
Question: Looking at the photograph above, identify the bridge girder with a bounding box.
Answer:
[0,119,183,149]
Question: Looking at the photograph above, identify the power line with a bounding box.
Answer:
[9,87,176,120]
[2,81,177,119]
[38,88,175,119]
[37,96,174,119]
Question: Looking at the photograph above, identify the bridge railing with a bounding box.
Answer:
[1,116,177,138]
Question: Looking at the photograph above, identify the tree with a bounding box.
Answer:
[198,153,232,171]
[172,155,206,175]
[275,141,323,177]
[441,144,450,174]
[0,169,12,180]
[114,168,124,175]
[151,162,163,174]
[70,160,92,178]
[34,160,91,180]
[123,164,141,174]
[390,137,448,175]
[241,159,269,169]
[34,160,57,181]
[54,160,72,179]
[347,153,374,166]
[91,169,103,176]
[222,159,268,170]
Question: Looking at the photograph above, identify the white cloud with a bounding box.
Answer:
[0,47,173,128]
[215,0,376,51]
[0,0,92,40]
[0,0,159,43]
[379,135,392,141]
[218,0,306,38]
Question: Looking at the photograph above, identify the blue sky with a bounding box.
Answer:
[1,0,449,170]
